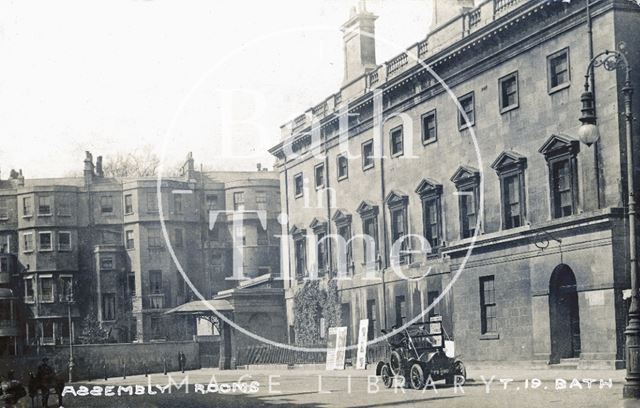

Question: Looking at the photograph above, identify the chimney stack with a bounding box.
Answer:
[96,156,104,178]
[430,0,474,31]
[84,151,95,186]
[341,0,377,85]
[256,163,262,172]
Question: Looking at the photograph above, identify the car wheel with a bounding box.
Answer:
[381,364,393,388]
[409,362,425,390]
[389,350,403,376]
[446,360,466,386]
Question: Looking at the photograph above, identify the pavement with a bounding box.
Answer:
[15,365,640,407]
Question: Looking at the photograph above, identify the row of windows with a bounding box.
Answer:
[23,275,73,303]
[292,48,571,194]
[294,141,579,277]
[22,231,71,253]
[306,276,495,342]
[1,190,273,220]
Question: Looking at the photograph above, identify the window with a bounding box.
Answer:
[499,72,518,112]
[38,196,52,215]
[390,126,404,157]
[314,163,325,189]
[39,232,52,251]
[427,291,440,318]
[206,194,219,210]
[457,92,475,129]
[39,276,54,302]
[176,270,185,298]
[23,197,32,217]
[102,293,116,321]
[422,196,442,250]
[316,231,327,273]
[337,224,353,272]
[24,278,34,302]
[547,48,570,92]
[127,273,136,297]
[363,217,378,263]
[551,158,576,218]
[208,226,219,242]
[147,191,158,212]
[459,185,478,239]
[366,299,377,340]
[256,192,267,211]
[390,208,408,263]
[57,194,71,216]
[0,257,7,272]
[125,230,134,250]
[357,202,379,268]
[417,180,443,251]
[23,233,33,252]
[174,229,184,247]
[58,231,71,251]
[452,167,480,239]
[150,317,163,339]
[173,194,183,214]
[387,192,409,264]
[257,226,268,245]
[59,276,73,301]
[540,135,580,219]
[100,256,114,271]
[294,173,304,198]
[337,154,348,181]
[149,270,163,294]
[492,152,527,229]
[421,109,437,144]
[148,228,163,248]
[124,194,133,214]
[503,174,523,228]
[480,276,497,334]
[362,140,374,170]
[294,236,306,280]
[42,321,54,344]
[0,198,8,220]
[395,295,406,327]
[233,192,245,211]
[100,196,113,214]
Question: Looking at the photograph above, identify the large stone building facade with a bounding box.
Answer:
[0,152,280,354]
[270,0,640,367]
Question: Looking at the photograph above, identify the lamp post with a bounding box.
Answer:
[59,284,75,383]
[577,46,637,398]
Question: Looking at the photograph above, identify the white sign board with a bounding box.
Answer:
[356,319,369,370]
[334,326,347,370]
[326,326,348,370]
[326,327,338,370]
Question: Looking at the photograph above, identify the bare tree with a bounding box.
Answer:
[102,146,160,178]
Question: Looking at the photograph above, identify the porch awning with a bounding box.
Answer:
[164,299,234,315]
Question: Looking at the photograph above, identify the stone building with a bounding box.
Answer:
[0,152,281,353]
[270,0,640,368]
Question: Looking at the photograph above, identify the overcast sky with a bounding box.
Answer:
[0,0,440,178]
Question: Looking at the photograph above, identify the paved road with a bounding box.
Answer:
[17,366,636,407]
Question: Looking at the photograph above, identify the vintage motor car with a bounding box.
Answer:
[376,316,466,389]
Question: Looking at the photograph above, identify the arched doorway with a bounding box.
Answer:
[548,264,581,363]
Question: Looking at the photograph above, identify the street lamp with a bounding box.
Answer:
[59,281,75,383]
[578,47,637,399]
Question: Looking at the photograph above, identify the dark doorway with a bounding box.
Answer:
[548,264,581,363]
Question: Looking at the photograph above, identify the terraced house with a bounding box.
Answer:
[270,0,640,368]
[0,152,281,354]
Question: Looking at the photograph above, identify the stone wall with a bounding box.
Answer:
[0,340,199,381]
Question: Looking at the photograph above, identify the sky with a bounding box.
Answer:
[0,0,439,178]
